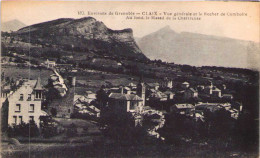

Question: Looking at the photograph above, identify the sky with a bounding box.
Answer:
[1,1,259,42]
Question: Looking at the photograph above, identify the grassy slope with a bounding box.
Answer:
[1,65,53,85]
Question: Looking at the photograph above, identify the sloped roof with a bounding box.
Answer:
[188,88,197,93]
[149,89,168,99]
[175,104,194,109]
[41,110,48,116]
[34,77,43,90]
[129,83,136,87]
[222,94,233,96]
[56,87,66,93]
[147,82,160,87]
[212,87,221,92]
[109,93,142,101]
[3,84,11,90]
[164,91,174,95]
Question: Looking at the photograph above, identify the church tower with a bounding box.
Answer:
[137,77,146,106]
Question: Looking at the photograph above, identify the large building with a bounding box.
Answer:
[184,88,198,100]
[7,78,47,126]
[108,80,146,114]
[170,104,195,116]
[160,77,173,89]
[108,93,144,113]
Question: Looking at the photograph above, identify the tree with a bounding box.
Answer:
[45,88,61,101]
[50,108,57,117]
[159,113,197,145]
[40,116,58,138]
[96,86,108,109]
[66,123,77,137]
[1,72,5,81]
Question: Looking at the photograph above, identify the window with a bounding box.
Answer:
[29,116,34,122]
[15,104,21,112]
[130,101,135,110]
[19,116,23,124]
[29,104,34,112]
[35,91,41,99]
[19,94,23,100]
[27,94,31,100]
[13,116,17,124]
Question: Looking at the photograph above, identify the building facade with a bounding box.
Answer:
[184,88,198,100]
[108,93,144,113]
[45,59,56,68]
[7,78,46,126]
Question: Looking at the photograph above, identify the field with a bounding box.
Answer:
[64,70,159,95]
[1,65,53,86]
[1,118,103,158]
[2,140,257,158]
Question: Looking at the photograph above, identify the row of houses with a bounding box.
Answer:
[170,102,242,120]
[182,81,233,101]
[73,91,100,118]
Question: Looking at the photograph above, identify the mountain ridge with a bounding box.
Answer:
[137,26,259,69]
[13,17,146,60]
[2,19,26,32]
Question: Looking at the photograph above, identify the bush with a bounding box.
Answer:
[66,123,77,137]
[40,116,59,138]
[7,121,40,137]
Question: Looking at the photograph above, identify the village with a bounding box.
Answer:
[1,1,259,156]
[1,56,245,142]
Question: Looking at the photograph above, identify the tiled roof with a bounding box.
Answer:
[109,93,142,101]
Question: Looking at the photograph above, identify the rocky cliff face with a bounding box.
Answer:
[16,17,146,60]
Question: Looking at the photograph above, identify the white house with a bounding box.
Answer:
[212,87,221,98]
[160,78,173,89]
[7,78,47,127]
[181,82,190,89]
[108,93,144,113]
[170,104,195,115]
[45,59,56,68]
[184,88,198,100]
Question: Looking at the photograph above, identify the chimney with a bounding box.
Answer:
[72,77,76,87]
[120,86,124,94]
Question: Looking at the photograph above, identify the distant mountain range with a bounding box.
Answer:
[2,19,26,32]
[14,17,146,60]
[137,26,260,69]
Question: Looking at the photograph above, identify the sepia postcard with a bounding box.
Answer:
[0,1,259,158]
